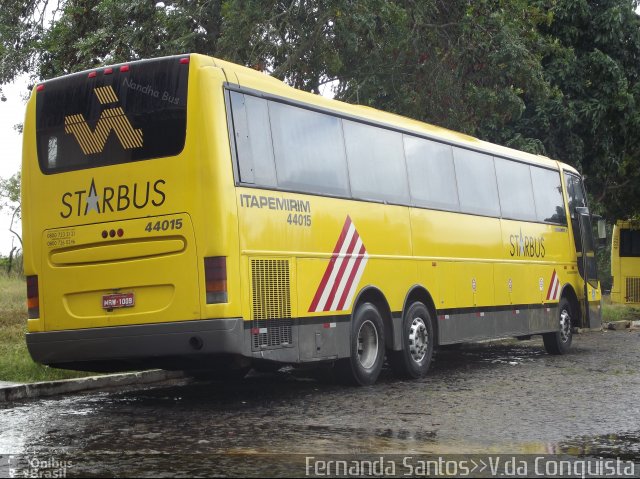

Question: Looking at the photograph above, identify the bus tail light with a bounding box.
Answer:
[26,275,40,319]
[205,257,227,304]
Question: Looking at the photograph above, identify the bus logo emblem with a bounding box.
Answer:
[309,216,369,313]
[64,85,143,155]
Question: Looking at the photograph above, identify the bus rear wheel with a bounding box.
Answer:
[390,302,434,379]
[336,302,385,386]
[543,297,573,355]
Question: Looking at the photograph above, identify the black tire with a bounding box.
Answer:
[543,297,573,355]
[335,302,385,386]
[389,302,434,379]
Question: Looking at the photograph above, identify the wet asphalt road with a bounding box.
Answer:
[1,330,639,477]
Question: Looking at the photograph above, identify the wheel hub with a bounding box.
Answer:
[559,309,572,343]
[357,320,379,370]
[409,317,428,363]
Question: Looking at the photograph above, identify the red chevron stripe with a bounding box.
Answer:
[551,274,560,300]
[546,270,557,300]
[336,243,367,311]
[323,230,360,311]
[308,216,353,312]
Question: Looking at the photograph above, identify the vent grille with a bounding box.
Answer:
[251,318,293,350]
[625,277,640,303]
[251,259,292,350]
[251,259,291,320]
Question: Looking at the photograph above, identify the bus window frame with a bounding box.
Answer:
[224,83,569,228]
[35,57,190,175]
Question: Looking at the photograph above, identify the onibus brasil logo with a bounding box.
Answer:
[64,85,143,154]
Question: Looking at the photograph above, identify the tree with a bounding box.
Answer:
[1,0,640,221]
[0,0,57,97]
[514,0,640,220]
[0,171,22,249]
[0,171,22,274]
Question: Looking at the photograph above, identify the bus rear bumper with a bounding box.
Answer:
[26,318,247,372]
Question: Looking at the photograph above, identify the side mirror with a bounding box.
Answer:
[596,218,607,248]
[597,218,606,240]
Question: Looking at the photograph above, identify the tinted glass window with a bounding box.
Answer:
[531,167,566,224]
[453,148,500,217]
[404,136,459,211]
[564,172,586,253]
[36,56,189,173]
[621,230,640,257]
[230,93,277,186]
[494,158,537,221]
[269,101,350,196]
[564,173,587,219]
[343,121,409,204]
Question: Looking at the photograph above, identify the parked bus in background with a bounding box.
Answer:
[611,220,640,304]
[22,54,603,386]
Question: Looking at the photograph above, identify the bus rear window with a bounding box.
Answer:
[36,56,189,173]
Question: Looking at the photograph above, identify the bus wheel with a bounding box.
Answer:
[390,302,434,379]
[336,302,385,386]
[543,297,573,355]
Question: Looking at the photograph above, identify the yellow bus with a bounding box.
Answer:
[22,54,603,385]
[611,220,640,304]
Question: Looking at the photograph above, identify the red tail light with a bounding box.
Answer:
[26,275,40,319]
[204,257,227,304]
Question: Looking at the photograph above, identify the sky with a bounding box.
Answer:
[0,75,29,256]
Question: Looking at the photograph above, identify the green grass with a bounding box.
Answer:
[601,295,640,323]
[0,273,97,383]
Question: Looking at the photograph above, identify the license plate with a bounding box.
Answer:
[102,293,135,309]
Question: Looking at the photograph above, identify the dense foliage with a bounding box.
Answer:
[1,0,640,220]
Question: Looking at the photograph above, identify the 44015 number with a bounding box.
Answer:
[145,219,183,232]
[287,213,311,227]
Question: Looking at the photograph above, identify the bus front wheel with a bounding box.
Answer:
[390,302,434,379]
[543,297,573,355]
[336,302,385,386]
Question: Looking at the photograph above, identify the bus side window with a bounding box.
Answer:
[530,167,566,225]
[404,135,459,211]
[343,120,409,204]
[453,148,500,218]
[269,101,350,197]
[494,157,537,222]
[229,92,277,187]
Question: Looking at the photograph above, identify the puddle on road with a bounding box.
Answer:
[430,341,548,373]
[2,334,639,476]
[553,431,640,461]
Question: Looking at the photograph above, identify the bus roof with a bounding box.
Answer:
[32,52,579,176]
[203,54,576,174]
